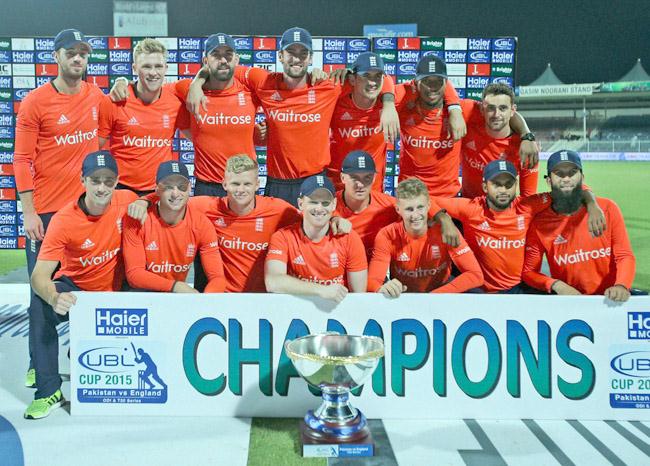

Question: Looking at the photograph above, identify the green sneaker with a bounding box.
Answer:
[25,368,36,388]
[24,390,64,419]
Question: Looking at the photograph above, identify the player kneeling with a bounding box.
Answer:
[368,178,483,297]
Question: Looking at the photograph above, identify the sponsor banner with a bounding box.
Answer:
[0,224,17,236]
[466,63,491,76]
[538,152,650,162]
[0,114,13,125]
[518,84,597,97]
[0,212,16,224]
[177,37,201,50]
[468,38,491,51]
[12,51,34,63]
[363,24,417,39]
[13,88,30,101]
[35,63,57,76]
[35,50,56,64]
[237,50,253,64]
[599,81,650,93]
[0,236,18,248]
[178,50,201,63]
[0,38,11,51]
[253,37,276,51]
[491,76,514,86]
[233,37,253,50]
[420,38,444,51]
[87,36,108,50]
[0,76,11,88]
[397,50,420,62]
[448,76,467,89]
[34,37,54,50]
[108,37,132,50]
[323,38,346,52]
[253,50,275,64]
[0,200,17,212]
[468,50,490,64]
[0,64,11,75]
[109,50,132,62]
[397,38,420,50]
[491,51,515,64]
[0,151,13,162]
[0,126,14,138]
[492,37,516,51]
[373,37,397,50]
[11,38,35,51]
[347,38,370,52]
[444,38,468,50]
[0,139,14,151]
[491,64,515,76]
[90,50,109,63]
[444,51,467,63]
[466,89,483,100]
[421,50,444,60]
[177,63,201,76]
[11,64,34,76]
[0,89,11,101]
[0,51,11,63]
[378,51,396,62]
[70,293,650,418]
[0,175,15,188]
[154,37,177,50]
[166,50,178,62]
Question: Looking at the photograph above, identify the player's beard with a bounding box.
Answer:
[487,191,515,210]
[283,63,308,79]
[551,182,583,214]
[210,65,234,82]
[61,62,86,81]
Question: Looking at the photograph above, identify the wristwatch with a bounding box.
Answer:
[520,132,536,142]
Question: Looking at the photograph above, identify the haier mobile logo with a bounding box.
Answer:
[347,38,370,51]
[35,38,55,50]
[444,51,467,63]
[468,38,491,50]
[254,50,275,63]
[610,351,650,378]
[492,38,516,51]
[109,50,132,62]
[628,312,650,339]
[179,139,194,151]
[166,50,178,62]
[0,151,12,162]
[12,51,34,63]
[0,213,16,224]
[88,36,108,49]
[110,63,130,74]
[398,50,420,62]
[178,37,202,50]
[324,51,345,64]
[491,51,514,64]
[467,76,490,88]
[346,51,362,63]
[87,63,109,75]
[0,237,17,248]
[323,38,346,51]
[0,77,11,88]
[179,50,201,63]
[374,38,397,50]
[35,51,56,64]
[95,308,148,336]
[468,51,490,63]
[234,37,253,49]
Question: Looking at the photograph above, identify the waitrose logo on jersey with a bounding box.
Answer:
[122,135,171,148]
[79,247,120,267]
[267,109,322,123]
[54,129,98,146]
[554,247,611,266]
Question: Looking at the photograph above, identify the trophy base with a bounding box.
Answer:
[299,419,375,458]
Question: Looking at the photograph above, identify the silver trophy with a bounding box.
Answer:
[284,333,385,456]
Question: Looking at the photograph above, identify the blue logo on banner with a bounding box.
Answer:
[490,76,514,86]
[179,139,194,151]
[468,38,491,50]
[491,51,514,64]
[629,312,650,339]
[0,225,17,237]
[421,50,444,59]
[0,102,11,114]
[467,76,491,88]
[253,50,275,63]
[457,88,466,98]
[0,201,16,213]
[0,176,15,188]
[234,37,253,49]
[324,51,345,64]
[95,308,148,336]
[0,77,11,88]
[88,36,108,49]
[383,63,396,75]
[0,127,13,139]
[323,38,346,51]
[13,89,29,101]
[347,38,370,51]
[17,225,24,236]
[35,51,56,63]
[398,50,420,62]
[0,114,13,126]
[35,37,55,51]
[610,393,650,409]
[110,63,131,75]
[611,351,650,377]
[0,237,18,248]
[179,152,194,164]
[373,37,397,50]
[492,38,516,51]
[179,50,201,63]
[0,213,16,224]
[444,51,467,63]
[36,77,50,86]
[12,51,34,63]
[109,50,132,62]
[468,51,490,63]
[0,152,13,163]
[397,63,416,75]
[346,52,362,63]
[178,37,202,50]
[87,63,108,75]
[0,51,11,63]
[255,113,266,124]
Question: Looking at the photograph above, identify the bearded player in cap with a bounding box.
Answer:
[26,151,138,419]
[266,175,367,303]
[523,150,636,301]
[13,28,105,389]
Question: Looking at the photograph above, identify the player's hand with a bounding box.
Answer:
[448,107,466,141]
[254,120,268,145]
[380,103,400,143]
[172,281,199,293]
[586,202,606,237]
[51,291,77,315]
[127,199,150,225]
[519,140,539,169]
[605,285,631,302]
[328,68,350,85]
[551,280,582,295]
[378,279,406,298]
[187,76,209,120]
[310,68,328,85]
[109,78,129,102]
[330,216,352,235]
[23,212,45,241]
[319,283,348,303]
[437,214,461,248]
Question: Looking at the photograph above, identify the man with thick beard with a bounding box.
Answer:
[522,150,636,301]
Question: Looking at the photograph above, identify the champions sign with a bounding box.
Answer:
[70,293,650,419]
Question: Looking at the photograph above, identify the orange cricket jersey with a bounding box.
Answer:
[174,78,258,183]
[190,195,302,292]
[122,203,225,292]
[98,84,183,191]
[368,221,482,293]
[38,190,137,290]
[266,223,367,287]
[435,193,552,292]
[522,197,636,294]
[14,81,104,213]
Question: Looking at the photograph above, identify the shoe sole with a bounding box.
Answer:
[23,399,64,420]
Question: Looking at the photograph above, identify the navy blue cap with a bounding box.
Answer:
[280,27,312,51]
[415,55,447,81]
[547,150,583,174]
[342,150,376,174]
[483,160,518,181]
[204,33,237,56]
[82,150,118,177]
[299,174,335,197]
[156,161,189,183]
[352,52,385,75]
[54,29,91,51]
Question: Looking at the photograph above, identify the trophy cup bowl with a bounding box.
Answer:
[284,333,385,456]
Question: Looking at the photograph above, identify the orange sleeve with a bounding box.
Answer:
[432,196,473,222]
[122,216,176,292]
[522,223,554,292]
[97,95,114,139]
[519,193,551,216]
[266,230,289,264]
[13,93,40,193]
[379,74,395,95]
[427,196,443,219]
[38,213,68,261]
[176,106,191,131]
[170,79,189,100]
[460,99,482,126]
[443,80,460,106]
[393,83,410,107]
[367,227,393,292]
[236,65,269,92]
[197,216,226,293]
[608,201,636,289]
[519,166,539,197]
[434,240,483,293]
[345,230,368,272]
[187,196,213,214]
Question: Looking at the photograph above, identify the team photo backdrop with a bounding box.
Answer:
[0,34,517,249]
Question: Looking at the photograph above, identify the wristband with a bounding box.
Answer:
[520,132,536,142]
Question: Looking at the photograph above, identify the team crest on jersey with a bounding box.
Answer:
[57,114,70,125]
[340,112,353,121]
[329,252,339,268]
[307,89,316,104]
[214,217,226,227]
[255,217,264,232]
[91,107,98,121]
[237,92,246,106]
[517,215,525,231]
[270,91,282,101]
[431,245,440,258]
[186,243,195,257]
[397,252,410,262]
[162,114,170,129]
[81,238,95,249]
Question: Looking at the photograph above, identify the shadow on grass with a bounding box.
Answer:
[247,418,325,466]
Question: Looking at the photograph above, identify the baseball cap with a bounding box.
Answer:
[299,175,335,198]
[54,29,91,51]
[483,160,518,181]
[156,161,190,183]
[352,52,385,75]
[415,55,448,81]
[280,27,312,52]
[82,151,118,177]
[204,33,237,56]
[547,150,583,174]
[342,150,377,174]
